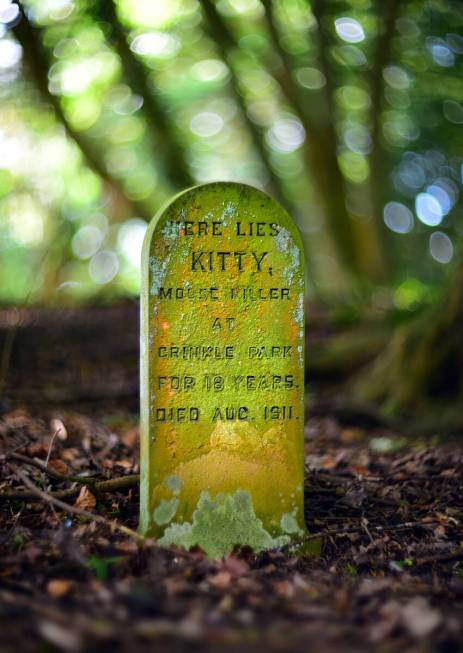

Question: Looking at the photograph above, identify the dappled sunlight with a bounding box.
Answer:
[0,0,461,302]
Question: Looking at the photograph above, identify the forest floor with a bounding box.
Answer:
[0,305,462,653]
[1,404,462,653]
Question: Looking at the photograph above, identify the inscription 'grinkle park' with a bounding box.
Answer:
[140,182,306,555]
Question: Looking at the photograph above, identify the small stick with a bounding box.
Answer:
[0,472,140,502]
[15,470,144,542]
[8,452,99,485]
[44,429,59,467]
[278,519,444,552]
[415,547,463,567]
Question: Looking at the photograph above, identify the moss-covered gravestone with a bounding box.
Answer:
[140,182,306,557]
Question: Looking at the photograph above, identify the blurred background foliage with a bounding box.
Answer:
[0,0,462,308]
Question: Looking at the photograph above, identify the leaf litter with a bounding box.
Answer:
[0,407,462,653]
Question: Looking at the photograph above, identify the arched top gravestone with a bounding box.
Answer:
[140,182,306,557]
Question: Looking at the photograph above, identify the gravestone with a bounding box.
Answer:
[140,182,306,556]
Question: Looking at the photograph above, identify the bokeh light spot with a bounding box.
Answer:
[383,201,414,234]
[266,118,305,153]
[294,67,326,90]
[427,38,455,67]
[130,32,180,58]
[443,100,463,124]
[190,112,224,138]
[117,218,147,268]
[383,65,410,90]
[334,17,365,44]
[338,151,369,183]
[72,226,104,260]
[429,231,453,264]
[344,126,371,154]
[332,45,367,67]
[89,250,119,284]
[415,193,443,226]
[0,1,20,25]
[191,59,228,82]
[426,183,453,216]
[0,39,21,69]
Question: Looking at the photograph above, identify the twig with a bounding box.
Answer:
[361,517,375,544]
[415,547,463,567]
[308,469,456,485]
[278,519,442,552]
[8,452,100,486]
[44,429,59,467]
[0,486,84,502]
[15,470,144,541]
[0,505,24,546]
[0,470,140,502]
[0,435,30,458]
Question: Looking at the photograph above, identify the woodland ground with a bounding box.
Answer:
[0,305,462,653]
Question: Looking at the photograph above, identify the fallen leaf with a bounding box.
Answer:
[223,556,249,576]
[121,427,139,449]
[47,579,72,599]
[48,459,70,475]
[208,570,232,589]
[274,580,294,598]
[114,460,133,469]
[74,486,96,510]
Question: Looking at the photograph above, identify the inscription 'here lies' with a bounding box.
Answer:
[164,219,281,274]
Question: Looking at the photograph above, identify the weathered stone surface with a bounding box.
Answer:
[140,182,305,555]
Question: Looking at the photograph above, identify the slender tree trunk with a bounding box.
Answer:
[261,0,359,279]
[310,0,388,282]
[201,0,293,208]
[14,3,154,221]
[369,0,401,278]
[100,1,195,191]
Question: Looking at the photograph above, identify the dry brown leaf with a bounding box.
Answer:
[47,579,72,599]
[223,556,249,576]
[208,571,232,589]
[48,459,70,475]
[121,427,139,449]
[114,460,133,469]
[74,486,96,510]
[274,580,294,598]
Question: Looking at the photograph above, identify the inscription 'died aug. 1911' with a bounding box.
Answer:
[140,182,306,552]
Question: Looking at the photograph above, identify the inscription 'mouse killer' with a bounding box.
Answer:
[140,182,306,552]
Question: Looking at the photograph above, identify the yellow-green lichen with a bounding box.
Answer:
[159,489,289,558]
[164,475,183,495]
[153,498,179,525]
